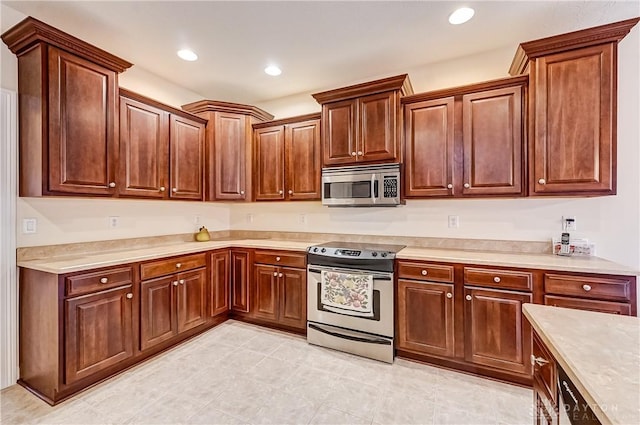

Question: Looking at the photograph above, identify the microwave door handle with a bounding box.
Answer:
[371,174,377,203]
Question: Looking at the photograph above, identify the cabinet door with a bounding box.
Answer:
[397,280,455,357]
[215,113,248,200]
[253,264,279,322]
[210,250,230,317]
[176,268,207,333]
[286,119,321,200]
[531,44,615,195]
[279,267,307,330]
[403,98,455,197]
[544,295,631,315]
[48,46,117,195]
[65,286,134,384]
[254,125,285,200]
[140,275,176,351]
[169,115,204,200]
[464,287,532,375]
[118,96,169,198]
[359,91,397,162]
[322,99,357,166]
[462,86,523,196]
[231,250,251,313]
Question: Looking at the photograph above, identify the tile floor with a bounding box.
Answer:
[0,320,533,425]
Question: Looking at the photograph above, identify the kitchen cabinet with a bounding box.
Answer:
[210,250,230,317]
[230,249,252,313]
[532,331,559,425]
[509,18,639,196]
[252,250,307,331]
[181,101,273,201]
[1,17,132,197]
[140,254,207,351]
[119,90,206,201]
[403,76,526,198]
[312,74,413,166]
[253,113,321,201]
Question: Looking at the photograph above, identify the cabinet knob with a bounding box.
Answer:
[108,182,116,188]
[240,190,245,195]
[582,284,592,292]
[446,293,453,299]
[278,190,283,195]
[176,263,182,268]
[421,270,428,276]
[531,355,549,367]
[179,279,185,285]
[172,187,178,193]
[493,276,501,283]
[357,151,363,156]
[288,190,293,195]
[273,272,278,277]
[159,186,165,192]
[351,152,357,157]
[447,184,453,189]
[465,295,472,301]
[278,273,283,278]
[100,277,108,284]
[126,293,133,299]
[463,183,470,189]
[276,256,281,262]
[538,178,546,185]
[173,281,179,286]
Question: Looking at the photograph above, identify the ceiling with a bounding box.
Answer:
[3,1,639,105]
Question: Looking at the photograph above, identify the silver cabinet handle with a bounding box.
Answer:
[531,355,549,366]
[173,281,179,286]
[172,187,178,193]
[276,256,281,262]
[446,293,453,299]
[447,184,453,189]
[273,272,278,277]
[278,273,283,278]
[288,190,293,195]
[278,190,283,194]
[240,190,245,195]
[108,182,116,188]
[538,178,546,185]
[179,279,185,285]
[494,276,501,283]
[463,183,470,188]
[583,284,592,292]
[159,186,165,192]
[176,263,182,268]
[357,151,363,156]
[351,152,356,157]
[465,295,472,301]
[100,277,108,284]
[421,270,428,276]
[126,293,133,299]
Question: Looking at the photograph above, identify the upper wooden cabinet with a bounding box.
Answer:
[312,74,413,166]
[181,101,273,201]
[403,76,526,198]
[509,18,639,196]
[2,17,132,197]
[253,113,321,201]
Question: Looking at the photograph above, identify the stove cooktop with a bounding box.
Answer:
[307,241,406,260]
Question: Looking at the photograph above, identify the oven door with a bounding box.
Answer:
[321,172,379,207]
[307,265,393,337]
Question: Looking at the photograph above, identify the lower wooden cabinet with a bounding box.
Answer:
[65,285,135,384]
[544,295,631,315]
[533,331,559,425]
[396,279,455,357]
[230,250,251,313]
[210,250,230,317]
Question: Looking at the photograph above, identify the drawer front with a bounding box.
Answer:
[140,253,206,280]
[533,332,557,404]
[544,295,632,315]
[544,274,631,302]
[464,267,532,291]
[397,262,454,283]
[66,267,133,297]
[254,250,306,268]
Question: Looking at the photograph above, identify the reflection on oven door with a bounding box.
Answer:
[307,321,394,363]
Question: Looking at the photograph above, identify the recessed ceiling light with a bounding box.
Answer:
[264,65,282,76]
[177,49,198,61]
[448,7,475,25]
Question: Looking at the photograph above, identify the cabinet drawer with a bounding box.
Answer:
[544,295,632,315]
[544,274,631,302]
[140,253,206,280]
[66,267,133,297]
[533,332,557,404]
[254,250,306,268]
[397,262,454,283]
[464,267,532,291]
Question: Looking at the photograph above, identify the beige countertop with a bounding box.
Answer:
[523,304,640,425]
[17,239,639,276]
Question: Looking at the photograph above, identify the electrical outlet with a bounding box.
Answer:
[108,216,120,229]
[246,213,254,224]
[194,215,201,225]
[22,218,37,234]
[448,215,459,228]
[562,216,577,231]
[298,214,307,224]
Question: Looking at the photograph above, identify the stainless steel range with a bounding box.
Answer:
[306,241,405,363]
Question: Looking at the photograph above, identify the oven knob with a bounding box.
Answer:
[381,252,388,258]
[321,248,326,253]
[313,247,318,252]
[371,252,378,257]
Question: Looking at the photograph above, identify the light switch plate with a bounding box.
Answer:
[22,218,37,234]
[448,215,459,228]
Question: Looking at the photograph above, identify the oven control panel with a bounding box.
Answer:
[307,246,395,260]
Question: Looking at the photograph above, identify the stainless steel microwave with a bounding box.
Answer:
[321,163,401,207]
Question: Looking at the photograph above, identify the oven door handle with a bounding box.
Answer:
[308,323,391,345]
[308,266,392,280]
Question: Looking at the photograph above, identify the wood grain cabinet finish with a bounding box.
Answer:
[181,101,274,201]
[253,264,279,322]
[403,76,526,198]
[2,17,132,197]
[169,115,205,200]
[397,279,455,358]
[176,268,207,332]
[253,114,321,201]
[230,249,251,313]
[313,74,412,167]
[532,331,559,425]
[210,250,230,317]
[140,275,177,351]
